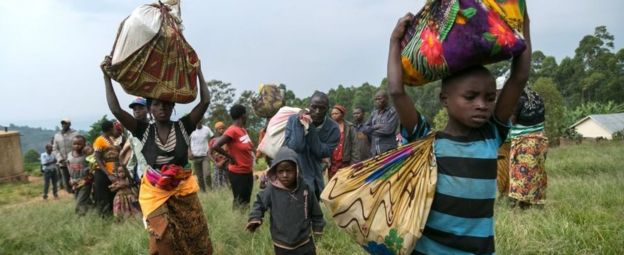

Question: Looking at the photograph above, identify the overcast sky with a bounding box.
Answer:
[1,0,622,130]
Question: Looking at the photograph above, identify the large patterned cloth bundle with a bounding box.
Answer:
[105,1,199,103]
[321,134,437,255]
[400,0,526,86]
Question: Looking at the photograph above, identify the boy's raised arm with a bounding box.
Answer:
[387,13,422,133]
[495,10,531,122]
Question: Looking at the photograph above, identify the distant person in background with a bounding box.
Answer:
[508,87,548,209]
[364,90,399,156]
[120,97,149,185]
[352,107,372,163]
[284,91,340,199]
[53,117,78,193]
[209,121,229,188]
[41,144,58,200]
[328,104,359,180]
[211,105,255,210]
[189,121,214,192]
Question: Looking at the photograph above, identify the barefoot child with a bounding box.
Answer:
[67,135,92,215]
[387,9,531,255]
[109,166,140,219]
[246,147,324,255]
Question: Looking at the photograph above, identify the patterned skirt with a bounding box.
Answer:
[509,132,548,204]
[496,142,511,196]
[147,193,213,255]
[113,189,141,219]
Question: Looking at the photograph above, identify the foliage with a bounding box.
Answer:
[235,90,266,144]
[85,115,110,144]
[0,124,56,155]
[23,149,40,164]
[563,101,624,129]
[613,130,624,141]
[205,80,236,128]
[432,108,448,131]
[531,78,565,144]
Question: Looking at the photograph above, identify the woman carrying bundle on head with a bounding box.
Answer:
[101,55,213,254]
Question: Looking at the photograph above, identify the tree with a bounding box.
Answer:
[206,80,236,128]
[432,108,448,131]
[24,149,40,164]
[85,115,110,144]
[235,90,265,144]
[531,78,565,145]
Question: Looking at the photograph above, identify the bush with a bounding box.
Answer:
[613,130,624,141]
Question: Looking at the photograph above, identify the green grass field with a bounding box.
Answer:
[0,142,622,255]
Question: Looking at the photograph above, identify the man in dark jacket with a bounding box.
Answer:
[284,91,340,199]
[247,147,325,255]
[352,106,372,163]
[364,90,399,156]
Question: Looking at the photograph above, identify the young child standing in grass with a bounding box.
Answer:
[109,166,140,219]
[67,135,92,215]
[246,147,325,255]
[387,9,531,255]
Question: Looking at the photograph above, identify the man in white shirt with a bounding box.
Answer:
[41,144,59,199]
[189,122,214,192]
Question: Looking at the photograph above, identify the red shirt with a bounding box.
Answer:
[223,125,254,174]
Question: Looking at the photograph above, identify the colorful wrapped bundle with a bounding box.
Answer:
[252,84,285,118]
[105,1,199,103]
[400,0,526,86]
[320,134,437,255]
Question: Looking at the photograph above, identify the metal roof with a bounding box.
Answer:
[570,112,624,133]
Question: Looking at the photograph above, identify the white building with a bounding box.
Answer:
[569,113,624,140]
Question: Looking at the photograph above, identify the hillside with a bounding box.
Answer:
[0,124,58,155]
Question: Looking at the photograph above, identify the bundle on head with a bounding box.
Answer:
[400,0,526,86]
[105,0,199,103]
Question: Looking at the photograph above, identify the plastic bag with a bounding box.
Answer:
[321,134,437,255]
[105,1,199,103]
[252,84,285,118]
[400,0,526,86]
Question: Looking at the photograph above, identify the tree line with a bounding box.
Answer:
[85,26,623,146]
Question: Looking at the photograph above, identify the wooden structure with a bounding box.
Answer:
[0,131,27,182]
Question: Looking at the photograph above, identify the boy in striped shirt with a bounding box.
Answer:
[387,10,531,255]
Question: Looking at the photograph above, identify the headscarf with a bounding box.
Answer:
[333,104,347,115]
[214,121,226,130]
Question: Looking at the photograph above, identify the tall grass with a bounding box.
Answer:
[0,142,622,254]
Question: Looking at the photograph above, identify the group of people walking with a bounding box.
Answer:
[37,6,550,254]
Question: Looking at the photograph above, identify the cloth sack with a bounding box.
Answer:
[252,84,285,118]
[257,107,310,159]
[105,1,199,103]
[400,0,526,86]
[321,134,437,255]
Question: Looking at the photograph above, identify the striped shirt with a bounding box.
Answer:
[403,115,509,255]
